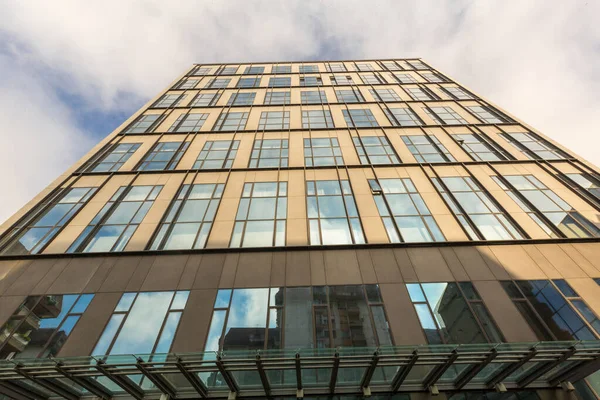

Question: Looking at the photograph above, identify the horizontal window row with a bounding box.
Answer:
[186,59,433,78]
[84,130,568,177]
[2,279,598,363]
[171,70,451,92]
[2,171,599,256]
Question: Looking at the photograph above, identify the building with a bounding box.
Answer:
[0,58,599,400]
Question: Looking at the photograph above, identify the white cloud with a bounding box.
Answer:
[0,0,599,224]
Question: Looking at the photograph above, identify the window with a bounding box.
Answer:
[302,110,334,129]
[93,291,189,357]
[304,138,343,166]
[360,73,386,84]
[405,87,436,101]
[370,178,445,243]
[501,280,599,341]
[356,62,375,71]
[425,106,468,125]
[0,187,97,255]
[343,109,379,127]
[86,143,140,172]
[174,78,199,90]
[193,140,239,169]
[68,185,162,253]
[501,175,600,238]
[307,180,365,245]
[393,72,418,83]
[500,131,568,160]
[218,66,238,75]
[192,66,212,76]
[264,91,291,105]
[237,77,261,88]
[0,294,94,359]
[189,92,221,107]
[407,282,503,344]
[466,105,510,123]
[384,107,423,126]
[369,88,401,102]
[231,182,287,247]
[401,135,455,162]
[352,136,399,164]
[205,78,231,88]
[300,76,322,86]
[299,65,318,73]
[152,94,184,108]
[268,77,291,87]
[226,92,256,106]
[150,184,224,250]
[244,66,264,75]
[421,71,446,82]
[258,111,290,130]
[272,65,291,74]
[327,63,346,72]
[249,139,289,168]
[335,89,365,103]
[167,113,209,132]
[432,176,524,240]
[301,90,327,104]
[408,60,428,70]
[565,173,600,201]
[453,133,508,161]
[330,75,353,85]
[442,86,473,100]
[204,285,391,353]
[382,61,402,71]
[137,141,189,171]
[213,112,249,131]
[123,114,164,134]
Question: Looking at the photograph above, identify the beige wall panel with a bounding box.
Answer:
[452,247,496,281]
[474,280,538,342]
[313,169,340,181]
[324,250,363,285]
[288,133,304,167]
[534,244,587,278]
[567,278,600,318]
[192,254,225,289]
[140,255,189,291]
[58,292,122,357]
[361,216,389,243]
[206,220,234,249]
[392,248,418,281]
[521,245,562,279]
[287,218,308,246]
[419,192,449,215]
[571,243,600,275]
[233,134,255,168]
[475,246,511,280]
[125,222,156,251]
[438,248,469,281]
[28,259,70,294]
[406,248,454,282]
[171,289,217,353]
[374,167,399,179]
[434,214,470,241]
[370,249,403,283]
[124,255,155,292]
[355,250,377,284]
[337,131,360,165]
[0,260,33,296]
[286,251,311,286]
[83,258,118,293]
[558,244,600,277]
[2,259,58,296]
[219,253,239,288]
[379,283,426,345]
[388,132,415,163]
[46,258,105,294]
[71,175,107,188]
[270,252,286,287]
[489,245,546,279]
[234,252,273,288]
[178,135,207,169]
[309,251,326,285]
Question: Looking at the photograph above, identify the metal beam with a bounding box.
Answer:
[423,350,459,389]
[175,358,208,398]
[136,358,176,398]
[487,347,537,388]
[0,381,47,400]
[391,350,419,392]
[551,356,600,385]
[295,353,302,390]
[518,346,576,388]
[455,349,497,390]
[256,355,271,396]
[14,365,79,400]
[96,360,144,400]
[55,362,112,400]
[360,351,379,389]
[216,355,239,394]
[329,352,340,393]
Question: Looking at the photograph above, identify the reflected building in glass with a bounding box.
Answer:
[1,58,600,400]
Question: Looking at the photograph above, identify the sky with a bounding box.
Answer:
[0,1,599,224]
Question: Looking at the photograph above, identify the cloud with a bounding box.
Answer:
[0,0,599,224]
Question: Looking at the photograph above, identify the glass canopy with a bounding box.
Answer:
[0,341,599,399]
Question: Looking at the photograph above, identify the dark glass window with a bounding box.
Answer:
[237,77,261,88]
[302,110,334,129]
[190,92,221,107]
[301,90,327,104]
[382,61,402,71]
[151,94,185,108]
[304,138,343,167]
[401,135,455,162]
[213,112,249,131]
[264,91,291,105]
[174,78,199,90]
[243,66,264,75]
[407,282,504,344]
[384,107,423,127]
[500,131,568,160]
[335,89,365,103]
[0,187,97,255]
[218,66,238,75]
[122,114,165,134]
[86,143,141,172]
[137,141,189,171]
[272,65,291,74]
[167,113,209,132]
[0,294,94,359]
[268,77,291,87]
[258,111,289,130]
[192,66,212,76]
[393,72,418,83]
[565,173,600,201]
[425,106,468,125]
[226,92,256,106]
[300,76,322,86]
[205,78,231,89]
[466,105,510,123]
[330,75,354,85]
[193,140,239,169]
[250,139,289,168]
[452,133,508,161]
[441,86,473,100]
[420,71,446,82]
[299,65,318,73]
[327,63,347,72]
[352,135,399,164]
[361,73,386,84]
[343,109,379,127]
[370,88,401,102]
[405,87,435,101]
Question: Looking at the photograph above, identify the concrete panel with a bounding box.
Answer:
[285,251,311,286]
[192,254,225,289]
[324,250,362,285]
[171,289,217,353]
[356,249,378,284]
[98,256,143,292]
[47,258,105,294]
[234,252,272,288]
[370,249,403,283]
[407,248,454,282]
[141,255,189,291]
